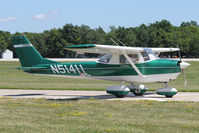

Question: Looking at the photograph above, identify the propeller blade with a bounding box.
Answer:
[177,45,189,87]
[182,69,187,86]
[177,44,182,63]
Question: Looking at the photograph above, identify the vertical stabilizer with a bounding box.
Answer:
[11,35,57,67]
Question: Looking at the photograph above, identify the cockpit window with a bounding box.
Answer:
[141,52,150,61]
[142,48,158,61]
[98,54,112,63]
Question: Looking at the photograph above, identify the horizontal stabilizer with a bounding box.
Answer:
[11,66,48,70]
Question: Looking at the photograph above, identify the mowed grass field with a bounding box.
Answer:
[0,61,198,91]
[0,98,199,133]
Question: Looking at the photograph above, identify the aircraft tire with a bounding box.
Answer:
[133,92,144,96]
[115,95,126,98]
[165,95,173,98]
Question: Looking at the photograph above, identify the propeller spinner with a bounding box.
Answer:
[177,45,190,86]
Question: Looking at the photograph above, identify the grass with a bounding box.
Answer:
[0,98,199,133]
[0,61,199,133]
[169,61,199,91]
[0,61,199,92]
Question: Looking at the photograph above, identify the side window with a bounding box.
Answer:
[141,52,150,61]
[120,54,139,64]
[120,55,127,64]
[98,54,112,63]
[128,54,139,63]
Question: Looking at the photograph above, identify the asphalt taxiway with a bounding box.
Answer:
[0,89,199,102]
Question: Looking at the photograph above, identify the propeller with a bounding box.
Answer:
[177,44,182,63]
[182,69,187,86]
[177,44,188,86]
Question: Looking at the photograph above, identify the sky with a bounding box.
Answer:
[0,0,199,33]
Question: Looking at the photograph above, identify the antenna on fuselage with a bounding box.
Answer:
[110,38,127,47]
[110,38,119,46]
[116,38,126,47]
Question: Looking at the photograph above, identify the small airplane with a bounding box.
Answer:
[11,35,190,98]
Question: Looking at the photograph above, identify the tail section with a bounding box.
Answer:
[11,35,57,67]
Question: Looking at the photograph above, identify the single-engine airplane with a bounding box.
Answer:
[11,35,190,98]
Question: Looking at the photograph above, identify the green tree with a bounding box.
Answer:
[2,19,199,58]
[44,28,67,58]
[0,31,11,52]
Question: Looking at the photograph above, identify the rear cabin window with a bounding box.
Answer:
[98,54,112,63]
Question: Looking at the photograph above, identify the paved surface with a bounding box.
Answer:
[1,89,199,102]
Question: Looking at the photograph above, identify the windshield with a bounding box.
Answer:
[98,54,112,63]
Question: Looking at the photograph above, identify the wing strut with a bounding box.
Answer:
[123,52,144,77]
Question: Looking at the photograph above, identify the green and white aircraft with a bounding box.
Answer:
[11,35,190,98]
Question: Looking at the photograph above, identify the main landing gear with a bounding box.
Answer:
[106,81,130,98]
[106,81,178,98]
[106,81,148,98]
[156,82,178,98]
[128,84,148,96]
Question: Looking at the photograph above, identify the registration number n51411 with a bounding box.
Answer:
[50,64,86,75]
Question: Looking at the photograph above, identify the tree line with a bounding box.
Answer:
[1,19,199,58]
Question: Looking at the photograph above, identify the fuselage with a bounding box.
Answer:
[25,58,181,83]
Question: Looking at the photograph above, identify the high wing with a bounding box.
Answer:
[64,44,143,54]
[64,44,179,54]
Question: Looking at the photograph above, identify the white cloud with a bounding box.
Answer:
[34,14,46,19]
[0,16,17,22]
[50,10,59,14]
[33,10,59,20]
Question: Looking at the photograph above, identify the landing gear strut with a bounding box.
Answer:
[127,84,148,96]
[156,82,178,98]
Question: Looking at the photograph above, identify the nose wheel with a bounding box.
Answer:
[115,94,126,98]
